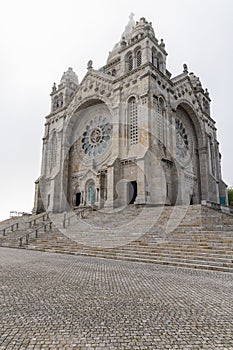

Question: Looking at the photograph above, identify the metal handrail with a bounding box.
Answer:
[62,208,85,228]
[28,213,49,228]
[1,222,19,236]
[1,212,50,237]
[19,221,52,247]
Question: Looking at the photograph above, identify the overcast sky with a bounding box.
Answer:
[0,0,232,220]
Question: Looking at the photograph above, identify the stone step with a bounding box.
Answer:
[71,246,233,265]
[29,246,233,273]
[23,231,233,262]
[107,245,233,259]
[144,233,233,241]
[13,247,233,273]
[1,204,233,273]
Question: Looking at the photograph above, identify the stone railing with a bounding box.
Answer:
[201,200,233,215]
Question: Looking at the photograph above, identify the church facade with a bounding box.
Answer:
[33,15,228,214]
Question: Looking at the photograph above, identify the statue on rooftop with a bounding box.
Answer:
[121,12,135,42]
[87,60,93,70]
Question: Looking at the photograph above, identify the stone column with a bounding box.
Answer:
[105,165,115,208]
[40,138,48,176]
[135,159,146,205]
[58,141,70,212]
[32,178,45,214]
[199,146,209,202]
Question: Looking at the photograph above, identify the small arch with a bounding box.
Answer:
[126,94,140,104]
[112,69,116,77]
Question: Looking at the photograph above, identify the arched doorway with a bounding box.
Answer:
[128,181,137,204]
[75,192,81,206]
[87,181,95,205]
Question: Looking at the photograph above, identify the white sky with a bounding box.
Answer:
[0,0,232,220]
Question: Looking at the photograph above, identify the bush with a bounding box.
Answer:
[228,187,233,207]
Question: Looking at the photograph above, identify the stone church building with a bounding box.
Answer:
[33,15,227,214]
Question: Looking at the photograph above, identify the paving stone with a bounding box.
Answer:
[0,248,233,349]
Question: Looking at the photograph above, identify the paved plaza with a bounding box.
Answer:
[0,247,233,350]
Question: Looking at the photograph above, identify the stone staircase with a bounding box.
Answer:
[0,205,233,272]
[0,212,51,248]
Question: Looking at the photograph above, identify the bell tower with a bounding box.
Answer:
[103,15,168,79]
[50,67,79,114]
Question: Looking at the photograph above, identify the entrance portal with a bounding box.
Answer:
[88,182,95,204]
[75,192,81,206]
[128,181,137,204]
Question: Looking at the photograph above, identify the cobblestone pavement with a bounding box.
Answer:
[0,248,233,350]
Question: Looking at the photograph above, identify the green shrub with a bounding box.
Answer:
[228,187,233,207]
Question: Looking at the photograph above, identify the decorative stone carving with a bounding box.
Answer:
[81,116,112,157]
[175,118,189,159]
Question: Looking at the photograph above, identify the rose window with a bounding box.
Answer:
[175,118,189,158]
[82,116,112,157]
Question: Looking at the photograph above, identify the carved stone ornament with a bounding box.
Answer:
[175,118,189,159]
[81,116,112,157]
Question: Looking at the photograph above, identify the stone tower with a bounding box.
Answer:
[33,15,228,214]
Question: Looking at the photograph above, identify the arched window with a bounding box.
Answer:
[128,54,133,71]
[53,96,59,111]
[53,94,63,111]
[136,50,142,67]
[157,53,163,72]
[126,53,133,72]
[203,98,209,114]
[50,132,57,169]
[128,97,138,145]
[112,69,116,77]
[58,93,63,108]
[152,47,157,67]
[157,97,166,146]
